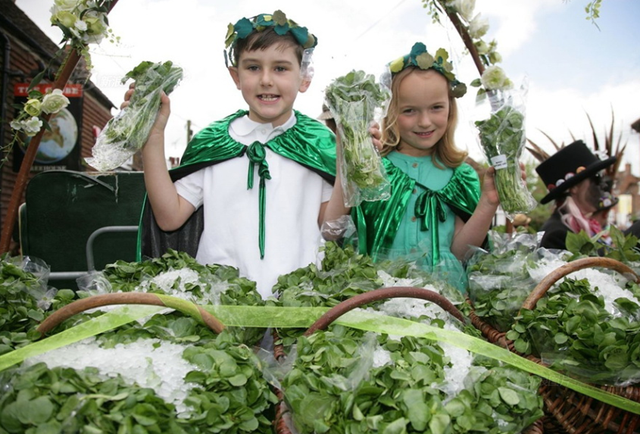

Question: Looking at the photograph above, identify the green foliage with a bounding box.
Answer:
[282,329,542,433]
[0,363,184,434]
[506,277,640,385]
[89,60,183,170]
[270,242,468,348]
[0,251,277,433]
[564,226,640,263]
[0,258,77,356]
[476,105,535,214]
[324,70,391,203]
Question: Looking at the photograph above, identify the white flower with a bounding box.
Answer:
[481,65,512,91]
[23,117,44,136]
[489,51,502,64]
[468,13,489,39]
[82,11,108,44]
[10,119,24,131]
[74,20,88,32]
[453,0,476,22]
[50,10,77,28]
[474,40,489,55]
[41,89,70,114]
[23,98,42,117]
[51,0,77,12]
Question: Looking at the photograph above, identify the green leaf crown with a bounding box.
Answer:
[224,10,318,67]
[389,42,467,98]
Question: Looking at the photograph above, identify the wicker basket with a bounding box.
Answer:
[469,256,640,434]
[274,286,544,434]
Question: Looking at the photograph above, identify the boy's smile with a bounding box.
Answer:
[229,43,310,127]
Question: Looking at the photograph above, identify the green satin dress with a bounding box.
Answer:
[353,151,481,292]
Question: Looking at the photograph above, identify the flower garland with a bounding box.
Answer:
[9,88,70,137]
[50,0,118,70]
[421,0,512,94]
[8,1,116,139]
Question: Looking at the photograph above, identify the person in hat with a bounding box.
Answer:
[535,140,617,250]
[126,10,352,299]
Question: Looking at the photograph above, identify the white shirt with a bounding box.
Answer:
[175,113,333,299]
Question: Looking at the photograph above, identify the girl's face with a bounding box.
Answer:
[395,69,450,157]
[229,43,310,127]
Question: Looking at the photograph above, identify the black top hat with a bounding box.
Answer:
[535,140,616,204]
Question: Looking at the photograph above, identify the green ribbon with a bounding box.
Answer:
[414,183,447,265]
[2,305,639,415]
[245,141,271,259]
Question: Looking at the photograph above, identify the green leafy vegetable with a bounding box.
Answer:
[86,60,183,171]
[506,277,640,385]
[324,70,391,206]
[475,104,536,215]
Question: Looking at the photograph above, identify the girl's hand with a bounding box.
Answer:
[482,162,527,206]
[369,121,382,152]
[481,166,500,206]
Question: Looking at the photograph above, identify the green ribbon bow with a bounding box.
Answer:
[414,183,448,266]
[246,142,272,259]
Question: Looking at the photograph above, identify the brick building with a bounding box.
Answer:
[0,0,116,234]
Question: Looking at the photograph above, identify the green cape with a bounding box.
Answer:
[353,158,480,266]
[136,110,337,260]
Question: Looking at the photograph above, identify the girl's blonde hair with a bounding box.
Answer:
[380,67,467,169]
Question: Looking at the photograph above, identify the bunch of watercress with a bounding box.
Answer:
[324,70,391,206]
[281,312,543,433]
[506,277,640,386]
[475,103,536,216]
[86,60,183,171]
[0,257,76,355]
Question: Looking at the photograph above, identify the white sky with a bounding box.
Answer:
[14,0,640,175]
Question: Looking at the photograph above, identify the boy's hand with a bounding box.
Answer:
[148,92,171,137]
[121,82,135,109]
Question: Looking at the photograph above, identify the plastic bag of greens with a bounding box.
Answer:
[86,60,183,171]
[324,70,391,207]
[474,83,536,219]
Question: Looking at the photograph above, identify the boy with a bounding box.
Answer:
[136,11,343,299]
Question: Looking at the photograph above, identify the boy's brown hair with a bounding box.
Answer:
[232,28,304,67]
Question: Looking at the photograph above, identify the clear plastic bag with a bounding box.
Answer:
[324,70,391,207]
[474,82,537,219]
[85,60,183,172]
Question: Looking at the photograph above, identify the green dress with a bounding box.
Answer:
[353,151,481,292]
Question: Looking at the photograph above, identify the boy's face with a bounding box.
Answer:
[229,43,310,127]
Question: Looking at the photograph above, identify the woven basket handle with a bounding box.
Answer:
[521,257,640,310]
[37,292,226,335]
[303,287,466,337]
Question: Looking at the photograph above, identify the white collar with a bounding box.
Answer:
[230,112,297,138]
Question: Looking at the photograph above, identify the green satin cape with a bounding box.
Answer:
[353,158,480,266]
[136,110,337,261]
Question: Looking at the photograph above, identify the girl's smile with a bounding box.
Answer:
[395,69,450,157]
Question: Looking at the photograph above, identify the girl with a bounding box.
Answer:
[340,42,501,292]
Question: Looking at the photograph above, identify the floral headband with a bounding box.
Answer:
[224,10,318,67]
[388,42,467,98]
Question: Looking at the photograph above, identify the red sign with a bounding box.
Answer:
[13,83,83,98]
